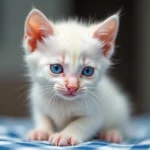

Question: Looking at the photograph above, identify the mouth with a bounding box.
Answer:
[57,92,82,100]
[63,93,76,97]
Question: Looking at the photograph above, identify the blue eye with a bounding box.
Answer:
[50,64,63,74]
[82,67,94,76]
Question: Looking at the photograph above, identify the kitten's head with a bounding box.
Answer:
[23,9,119,100]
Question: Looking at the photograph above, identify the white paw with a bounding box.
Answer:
[99,129,122,143]
[49,133,82,146]
[27,129,52,141]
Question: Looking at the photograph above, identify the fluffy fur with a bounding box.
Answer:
[23,9,131,146]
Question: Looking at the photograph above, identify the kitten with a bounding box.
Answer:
[23,9,131,146]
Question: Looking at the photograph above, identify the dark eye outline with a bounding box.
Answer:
[82,67,94,76]
[50,64,63,74]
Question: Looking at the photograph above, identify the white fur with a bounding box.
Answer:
[23,10,131,144]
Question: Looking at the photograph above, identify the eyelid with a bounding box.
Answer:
[84,66,95,69]
[84,63,95,68]
[50,63,62,66]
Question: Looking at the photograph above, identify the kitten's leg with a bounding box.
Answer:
[98,119,131,143]
[28,112,54,141]
[99,129,122,143]
[49,117,101,146]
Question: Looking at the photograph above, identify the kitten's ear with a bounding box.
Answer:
[24,9,54,52]
[92,15,119,58]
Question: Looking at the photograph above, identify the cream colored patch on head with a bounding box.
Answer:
[55,22,89,74]
[72,50,77,68]
[69,40,81,70]
[66,48,81,74]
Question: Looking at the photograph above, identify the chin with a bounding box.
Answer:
[56,93,82,101]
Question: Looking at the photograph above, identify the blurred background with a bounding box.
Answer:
[0,0,149,117]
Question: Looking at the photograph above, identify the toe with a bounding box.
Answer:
[111,132,122,143]
[27,130,49,141]
[51,134,61,146]
[99,130,122,143]
[58,137,69,146]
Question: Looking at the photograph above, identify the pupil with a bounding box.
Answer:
[55,66,58,71]
[86,68,89,74]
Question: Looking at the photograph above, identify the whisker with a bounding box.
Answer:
[18,94,32,107]
[45,90,55,112]
[54,94,57,111]
[85,94,93,115]
[86,90,102,108]
[87,86,98,89]
[84,94,91,115]
[14,83,32,92]
[86,90,101,101]
[16,89,31,102]
[14,82,54,93]
[82,94,89,116]
[55,94,58,111]
[43,88,55,99]
[52,93,56,110]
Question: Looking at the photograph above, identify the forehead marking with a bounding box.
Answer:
[73,51,77,67]
[62,55,65,64]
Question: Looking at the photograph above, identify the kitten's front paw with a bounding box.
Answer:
[99,129,122,143]
[49,133,82,146]
[27,129,52,141]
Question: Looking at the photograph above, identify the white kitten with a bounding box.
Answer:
[23,9,131,146]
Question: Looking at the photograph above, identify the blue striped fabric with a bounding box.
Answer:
[0,115,150,150]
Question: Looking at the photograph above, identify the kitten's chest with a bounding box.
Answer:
[44,99,87,131]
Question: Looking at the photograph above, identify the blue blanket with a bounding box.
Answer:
[0,115,150,150]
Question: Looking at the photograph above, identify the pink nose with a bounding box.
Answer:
[66,85,78,93]
[66,76,79,93]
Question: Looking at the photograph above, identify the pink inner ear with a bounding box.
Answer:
[93,15,119,57]
[24,9,54,52]
[102,43,111,57]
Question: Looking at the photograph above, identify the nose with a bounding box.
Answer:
[66,76,79,93]
[66,85,78,93]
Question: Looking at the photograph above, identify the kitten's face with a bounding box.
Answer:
[26,35,106,100]
[24,9,119,101]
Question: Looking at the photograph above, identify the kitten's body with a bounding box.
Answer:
[24,9,131,146]
[31,77,129,132]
